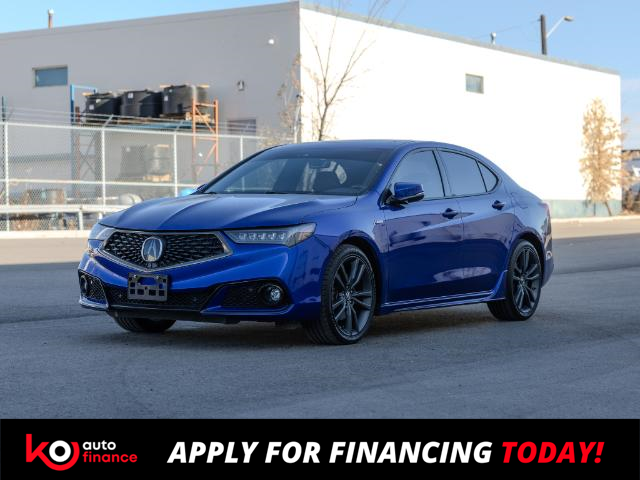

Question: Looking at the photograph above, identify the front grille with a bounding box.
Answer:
[105,285,212,311]
[79,272,106,303]
[102,231,226,269]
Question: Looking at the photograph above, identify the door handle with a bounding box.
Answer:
[492,200,506,210]
[442,208,459,219]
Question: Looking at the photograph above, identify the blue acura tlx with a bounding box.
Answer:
[78,140,553,344]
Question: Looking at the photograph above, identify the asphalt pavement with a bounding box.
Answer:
[0,219,638,418]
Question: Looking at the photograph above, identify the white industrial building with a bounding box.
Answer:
[0,1,622,217]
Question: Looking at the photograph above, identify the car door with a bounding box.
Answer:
[438,149,515,294]
[382,149,465,303]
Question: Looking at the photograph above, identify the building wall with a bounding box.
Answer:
[0,2,300,132]
[0,3,623,217]
[300,7,622,216]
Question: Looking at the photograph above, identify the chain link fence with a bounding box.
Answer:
[0,122,265,231]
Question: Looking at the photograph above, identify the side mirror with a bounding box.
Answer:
[192,184,207,194]
[387,182,424,205]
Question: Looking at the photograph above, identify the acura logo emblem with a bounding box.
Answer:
[141,237,164,263]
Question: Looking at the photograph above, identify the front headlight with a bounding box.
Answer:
[88,223,114,243]
[225,223,316,247]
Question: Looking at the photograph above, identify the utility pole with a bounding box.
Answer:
[539,14,548,55]
[540,14,574,56]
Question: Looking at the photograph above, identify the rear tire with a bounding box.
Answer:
[113,316,175,333]
[303,245,376,345]
[488,240,542,321]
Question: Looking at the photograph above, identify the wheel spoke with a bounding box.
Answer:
[334,303,347,321]
[352,290,372,298]
[522,249,530,271]
[525,284,537,302]
[334,272,345,289]
[344,304,353,333]
[348,259,360,285]
[522,286,531,308]
[339,264,349,286]
[332,298,345,310]
[352,262,365,288]
[350,305,359,332]
[525,263,539,277]
[353,297,371,309]
[515,285,524,310]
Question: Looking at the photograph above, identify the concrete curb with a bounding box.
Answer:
[0,230,90,240]
[552,215,640,224]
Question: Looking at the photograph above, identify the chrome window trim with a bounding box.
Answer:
[98,230,232,272]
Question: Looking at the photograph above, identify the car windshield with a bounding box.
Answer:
[203,147,392,195]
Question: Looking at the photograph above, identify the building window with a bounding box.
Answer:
[34,66,68,87]
[465,74,484,94]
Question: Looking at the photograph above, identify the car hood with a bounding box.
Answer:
[100,194,357,231]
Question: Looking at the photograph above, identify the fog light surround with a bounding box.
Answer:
[260,284,284,306]
[79,274,89,296]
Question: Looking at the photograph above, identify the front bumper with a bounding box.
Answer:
[78,234,330,323]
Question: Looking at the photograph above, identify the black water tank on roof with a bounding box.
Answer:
[120,90,149,117]
[120,90,162,118]
[140,91,162,118]
[85,92,121,117]
[162,85,209,115]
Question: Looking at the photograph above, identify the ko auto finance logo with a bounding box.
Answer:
[26,434,138,471]
[26,435,80,471]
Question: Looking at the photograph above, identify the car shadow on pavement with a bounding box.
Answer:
[368,306,495,338]
[82,305,494,350]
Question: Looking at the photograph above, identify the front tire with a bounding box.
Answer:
[304,245,376,345]
[113,316,175,333]
[488,240,542,321]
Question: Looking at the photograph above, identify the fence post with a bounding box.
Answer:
[173,133,178,197]
[239,135,244,162]
[3,122,9,231]
[100,128,106,210]
[78,207,84,231]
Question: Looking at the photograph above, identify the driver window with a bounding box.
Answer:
[391,150,445,199]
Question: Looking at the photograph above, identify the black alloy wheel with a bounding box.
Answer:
[511,244,542,315]
[331,254,374,338]
[304,245,376,345]
[488,240,542,321]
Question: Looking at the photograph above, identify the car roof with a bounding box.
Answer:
[272,139,411,151]
[271,140,497,166]
[272,139,478,154]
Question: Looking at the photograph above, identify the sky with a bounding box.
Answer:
[0,0,638,147]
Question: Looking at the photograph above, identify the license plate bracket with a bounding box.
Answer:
[127,273,168,302]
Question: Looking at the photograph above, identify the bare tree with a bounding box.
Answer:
[259,54,303,149]
[303,0,392,141]
[580,98,624,216]
[620,147,636,211]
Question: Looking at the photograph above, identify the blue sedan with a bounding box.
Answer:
[79,140,554,344]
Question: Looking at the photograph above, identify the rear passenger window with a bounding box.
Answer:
[478,162,499,191]
[391,150,445,199]
[440,151,486,196]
